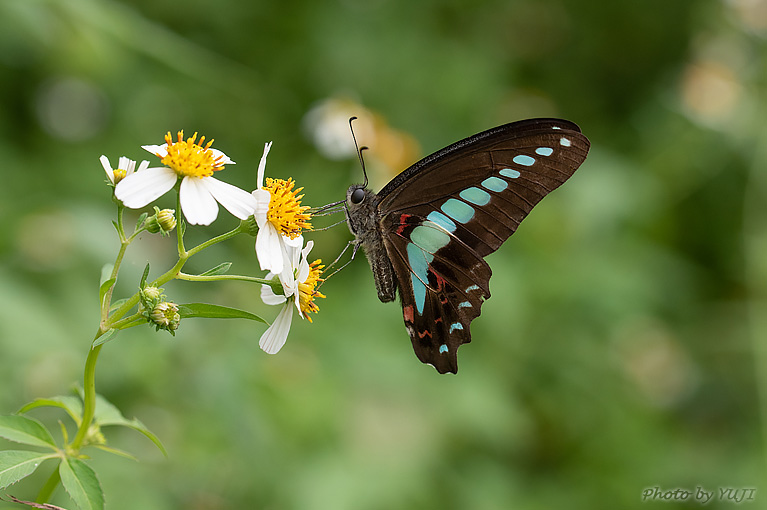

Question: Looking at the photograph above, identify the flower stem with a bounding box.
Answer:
[70,340,103,451]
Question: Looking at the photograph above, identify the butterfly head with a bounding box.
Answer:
[344,184,380,238]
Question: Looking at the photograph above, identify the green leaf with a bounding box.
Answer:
[18,397,83,426]
[0,450,55,489]
[0,416,57,450]
[91,329,117,348]
[92,395,167,457]
[177,303,266,323]
[99,272,117,306]
[59,458,104,510]
[140,263,151,288]
[108,298,128,312]
[135,212,148,229]
[98,265,113,287]
[91,444,137,461]
[197,262,232,277]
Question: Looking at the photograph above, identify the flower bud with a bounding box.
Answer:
[150,301,180,332]
[141,286,162,302]
[145,207,177,235]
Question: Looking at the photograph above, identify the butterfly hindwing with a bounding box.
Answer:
[376,118,590,373]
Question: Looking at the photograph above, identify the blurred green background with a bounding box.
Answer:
[1,0,766,508]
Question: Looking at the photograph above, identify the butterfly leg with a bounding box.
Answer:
[317,240,358,288]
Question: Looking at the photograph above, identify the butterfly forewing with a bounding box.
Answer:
[376,118,589,373]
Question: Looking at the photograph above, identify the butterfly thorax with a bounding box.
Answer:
[345,185,398,303]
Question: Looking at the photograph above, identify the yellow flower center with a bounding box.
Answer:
[264,177,312,239]
[154,131,226,178]
[298,260,325,322]
[112,168,127,183]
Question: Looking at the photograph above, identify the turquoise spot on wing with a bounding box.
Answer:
[426,211,456,233]
[500,168,521,179]
[458,301,471,309]
[407,243,433,315]
[449,323,463,333]
[439,344,448,354]
[411,225,450,253]
[535,147,554,156]
[459,187,491,206]
[513,155,535,166]
[465,284,481,292]
[481,176,508,192]
[560,137,572,147]
[441,198,475,223]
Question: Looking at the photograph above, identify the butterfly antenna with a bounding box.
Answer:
[349,116,369,188]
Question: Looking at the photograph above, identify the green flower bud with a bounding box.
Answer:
[150,301,180,332]
[141,286,162,302]
[145,207,177,235]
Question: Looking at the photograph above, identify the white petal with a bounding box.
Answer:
[296,240,314,283]
[100,155,114,183]
[180,176,219,225]
[252,189,271,226]
[256,141,272,188]
[261,282,287,306]
[202,177,258,220]
[208,148,235,165]
[256,223,284,273]
[117,156,131,171]
[137,160,150,172]
[142,144,168,157]
[259,304,294,354]
[115,167,177,208]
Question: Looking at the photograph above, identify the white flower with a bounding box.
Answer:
[114,131,258,226]
[259,239,324,354]
[100,155,149,185]
[252,142,312,274]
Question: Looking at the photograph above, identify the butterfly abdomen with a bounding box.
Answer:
[346,186,398,303]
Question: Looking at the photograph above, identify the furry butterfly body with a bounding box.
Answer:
[345,118,590,373]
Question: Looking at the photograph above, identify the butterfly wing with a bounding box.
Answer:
[377,118,590,373]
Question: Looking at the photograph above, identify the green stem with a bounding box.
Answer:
[186,220,249,257]
[35,462,62,504]
[70,342,103,451]
[176,272,275,285]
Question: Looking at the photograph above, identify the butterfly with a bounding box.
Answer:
[344,118,590,374]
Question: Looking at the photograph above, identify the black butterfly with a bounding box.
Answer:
[344,118,590,374]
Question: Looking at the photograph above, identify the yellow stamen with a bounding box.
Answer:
[154,130,227,179]
[112,168,127,183]
[264,177,312,239]
[298,260,325,322]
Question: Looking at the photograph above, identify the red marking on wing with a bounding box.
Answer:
[418,329,432,339]
[396,213,412,235]
[403,304,414,323]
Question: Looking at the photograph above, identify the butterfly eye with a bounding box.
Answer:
[350,188,365,204]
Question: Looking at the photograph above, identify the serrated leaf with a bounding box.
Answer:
[0,416,57,450]
[59,458,103,510]
[0,451,55,489]
[177,303,266,323]
[91,329,117,348]
[18,397,83,426]
[197,262,232,277]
